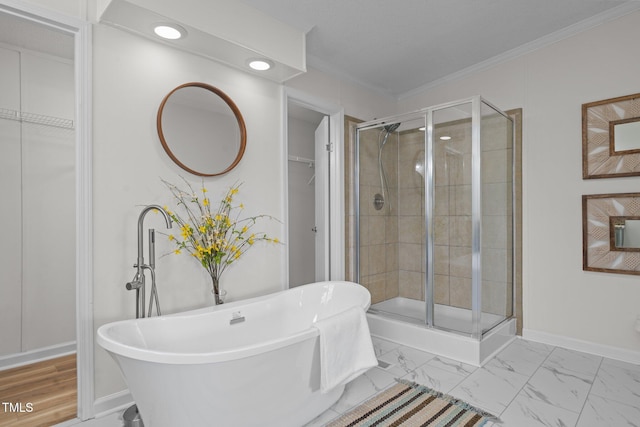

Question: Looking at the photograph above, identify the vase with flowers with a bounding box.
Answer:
[162,178,279,304]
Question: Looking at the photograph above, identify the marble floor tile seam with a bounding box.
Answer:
[589,360,640,407]
[399,362,470,395]
[481,339,603,417]
[574,356,605,417]
[492,354,627,426]
[493,382,527,418]
[496,350,601,420]
[484,338,556,378]
[513,349,592,415]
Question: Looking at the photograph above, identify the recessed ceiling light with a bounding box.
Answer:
[248,59,273,71]
[153,23,186,40]
[440,135,452,140]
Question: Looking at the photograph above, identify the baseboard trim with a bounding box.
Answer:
[0,341,76,370]
[522,329,640,365]
[93,390,134,419]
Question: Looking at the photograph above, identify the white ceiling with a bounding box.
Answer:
[240,0,640,98]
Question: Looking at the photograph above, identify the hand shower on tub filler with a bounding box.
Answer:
[125,205,173,319]
[122,205,173,427]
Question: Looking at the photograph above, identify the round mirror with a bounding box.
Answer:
[157,82,246,176]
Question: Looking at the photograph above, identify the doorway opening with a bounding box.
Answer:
[0,3,92,423]
[285,90,345,287]
[287,102,328,286]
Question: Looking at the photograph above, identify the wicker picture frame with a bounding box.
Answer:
[582,193,640,275]
[582,93,640,179]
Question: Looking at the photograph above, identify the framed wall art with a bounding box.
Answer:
[582,93,640,179]
[583,192,640,275]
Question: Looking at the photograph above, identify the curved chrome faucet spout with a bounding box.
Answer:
[137,205,172,272]
[127,205,173,318]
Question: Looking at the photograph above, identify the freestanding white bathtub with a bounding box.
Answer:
[97,281,372,427]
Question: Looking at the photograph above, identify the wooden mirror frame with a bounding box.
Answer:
[582,192,640,275]
[157,82,247,177]
[582,92,640,179]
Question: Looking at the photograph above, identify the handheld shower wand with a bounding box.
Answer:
[374,122,401,212]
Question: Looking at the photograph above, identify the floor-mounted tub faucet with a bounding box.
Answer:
[126,205,172,318]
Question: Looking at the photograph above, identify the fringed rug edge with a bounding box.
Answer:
[396,379,500,423]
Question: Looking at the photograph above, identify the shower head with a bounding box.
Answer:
[383,122,401,133]
[380,122,401,149]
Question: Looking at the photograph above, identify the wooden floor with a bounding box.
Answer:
[0,354,77,427]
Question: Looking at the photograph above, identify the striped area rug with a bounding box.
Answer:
[327,380,498,427]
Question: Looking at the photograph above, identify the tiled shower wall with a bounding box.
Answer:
[354,125,400,303]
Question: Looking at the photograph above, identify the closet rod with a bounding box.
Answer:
[288,155,314,167]
[0,107,74,130]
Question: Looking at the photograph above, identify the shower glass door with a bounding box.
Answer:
[429,101,476,334]
[428,99,515,336]
[479,100,514,335]
[357,114,427,324]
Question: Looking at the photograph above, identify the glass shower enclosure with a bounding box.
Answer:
[356,96,514,341]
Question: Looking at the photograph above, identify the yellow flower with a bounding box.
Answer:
[273,238,280,244]
[181,225,192,238]
[163,180,279,273]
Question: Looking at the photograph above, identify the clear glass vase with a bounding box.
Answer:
[211,276,226,305]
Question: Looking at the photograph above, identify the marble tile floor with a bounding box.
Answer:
[60,337,640,427]
[305,337,640,427]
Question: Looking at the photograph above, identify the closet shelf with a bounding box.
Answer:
[0,107,74,130]
[288,155,314,167]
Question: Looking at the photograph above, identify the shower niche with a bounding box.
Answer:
[354,96,516,365]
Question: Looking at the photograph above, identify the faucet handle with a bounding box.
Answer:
[126,280,142,290]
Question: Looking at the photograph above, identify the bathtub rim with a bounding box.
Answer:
[97,281,370,365]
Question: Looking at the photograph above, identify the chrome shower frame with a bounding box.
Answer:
[355,96,516,341]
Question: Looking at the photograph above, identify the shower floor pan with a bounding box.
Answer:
[368,297,515,366]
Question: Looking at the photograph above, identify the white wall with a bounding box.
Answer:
[399,11,640,354]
